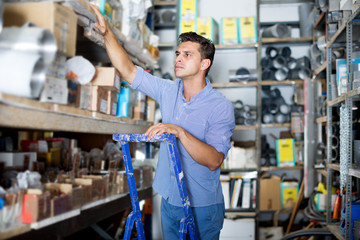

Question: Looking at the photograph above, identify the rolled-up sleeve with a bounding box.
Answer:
[130,66,173,103]
[205,101,235,159]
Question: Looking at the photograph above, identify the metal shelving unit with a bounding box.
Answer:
[323,6,360,239]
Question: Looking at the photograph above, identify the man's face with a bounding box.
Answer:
[174,41,203,79]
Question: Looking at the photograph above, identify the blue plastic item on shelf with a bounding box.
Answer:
[339,202,360,240]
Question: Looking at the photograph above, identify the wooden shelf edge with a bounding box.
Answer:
[261,123,291,128]
[262,80,303,85]
[262,37,313,44]
[212,82,258,88]
[234,125,258,130]
[316,116,327,124]
[327,163,340,172]
[261,166,303,171]
[154,1,176,6]
[0,93,150,134]
[215,43,258,49]
[313,61,327,76]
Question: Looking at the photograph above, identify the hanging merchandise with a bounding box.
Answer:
[65,56,96,85]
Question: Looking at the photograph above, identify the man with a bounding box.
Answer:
[91,5,235,239]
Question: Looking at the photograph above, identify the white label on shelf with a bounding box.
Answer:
[100,99,107,113]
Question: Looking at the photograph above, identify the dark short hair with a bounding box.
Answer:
[178,32,215,77]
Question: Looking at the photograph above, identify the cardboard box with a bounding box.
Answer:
[79,85,108,113]
[220,17,239,45]
[92,67,121,91]
[178,0,198,33]
[260,227,284,240]
[276,138,295,167]
[220,218,255,240]
[22,190,51,223]
[197,17,219,44]
[239,16,257,44]
[146,98,156,122]
[281,181,299,209]
[81,175,107,199]
[260,175,281,211]
[40,77,68,104]
[107,90,118,116]
[133,100,146,120]
[179,19,197,34]
[4,2,77,56]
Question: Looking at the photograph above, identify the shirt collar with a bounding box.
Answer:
[178,78,212,103]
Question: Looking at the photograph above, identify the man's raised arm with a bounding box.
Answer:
[90,4,137,84]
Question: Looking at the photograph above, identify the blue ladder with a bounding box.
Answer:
[112,134,198,240]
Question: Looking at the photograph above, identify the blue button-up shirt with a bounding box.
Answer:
[131,66,235,207]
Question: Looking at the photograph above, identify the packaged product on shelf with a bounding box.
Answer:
[81,175,108,199]
[238,16,257,44]
[79,84,108,113]
[107,90,118,116]
[220,17,240,45]
[89,0,113,22]
[226,141,256,169]
[4,2,78,56]
[140,166,153,189]
[178,0,198,33]
[37,148,62,168]
[259,174,281,211]
[44,183,72,216]
[275,138,295,167]
[47,54,67,79]
[146,97,156,122]
[72,178,94,203]
[116,86,137,118]
[133,92,146,120]
[92,67,121,91]
[197,17,219,44]
[40,77,69,105]
[22,189,51,223]
[0,189,24,230]
[280,181,299,209]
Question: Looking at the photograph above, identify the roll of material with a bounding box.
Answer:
[275,113,286,123]
[230,68,258,82]
[296,56,311,69]
[317,36,326,52]
[0,27,57,65]
[275,67,289,81]
[287,57,297,70]
[279,47,291,59]
[161,10,176,24]
[263,113,274,124]
[233,100,243,109]
[318,0,328,12]
[268,103,279,114]
[262,23,290,38]
[297,67,312,80]
[331,148,338,161]
[265,47,279,59]
[331,135,339,148]
[261,57,273,69]
[273,56,287,69]
[262,68,274,80]
[279,104,291,114]
[0,50,46,98]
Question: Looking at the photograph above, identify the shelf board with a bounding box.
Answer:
[317,169,328,177]
[316,116,327,124]
[313,61,327,76]
[225,208,256,213]
[327,87,360,106]
[326,20,347,48]
[154,1,176,6]
[261,80,303,85]
[261,165,303,171]
[221,168,258,173]
[158,42,175,48]
[349,168,360,178]
[212,81,258,88]
[0,224,31,240]
[31,209,81,230]
[225,212,257,218]
[327,163,340,172]
[327,224,345,240]
[0,93,150,134]
[261,123,291,128]
[215,43,258,50]
[261,37,313,44]
[234,125,258,130]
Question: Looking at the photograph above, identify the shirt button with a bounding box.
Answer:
[176,117,179,120]
[183,103,187,106]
